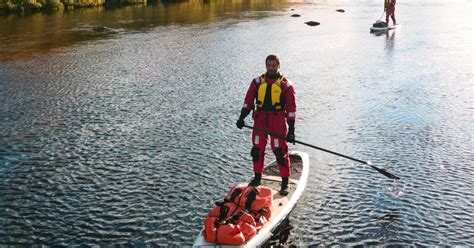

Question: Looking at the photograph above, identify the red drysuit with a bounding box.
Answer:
[241,74,296,177]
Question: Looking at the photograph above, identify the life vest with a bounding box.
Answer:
[385,0,393,6]
[203,185,273,245]
[256,74,285,111]
[203,202,257,244]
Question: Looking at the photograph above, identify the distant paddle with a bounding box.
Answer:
[377,10,385,22]
[243,124,400,180]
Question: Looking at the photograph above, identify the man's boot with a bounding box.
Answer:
[279,177,290,196]
[248,172,262,187]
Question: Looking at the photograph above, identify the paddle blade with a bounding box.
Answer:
[371,165,400,180]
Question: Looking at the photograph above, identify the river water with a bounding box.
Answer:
[1,0,473,246]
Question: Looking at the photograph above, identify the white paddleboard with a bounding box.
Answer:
[193,151,309,247]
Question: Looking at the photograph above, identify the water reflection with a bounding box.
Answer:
[370,28,397,55]
[263,217,293,247]
[384,30,396,55]
[1,0,472,246]
[0,0,293,62]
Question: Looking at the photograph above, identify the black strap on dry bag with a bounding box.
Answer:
[245,188,258,212]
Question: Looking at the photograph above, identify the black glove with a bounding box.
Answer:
[286,120,295,144]
[236,119,245,129]
[236,108,250,129]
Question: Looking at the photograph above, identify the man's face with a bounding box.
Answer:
[266,60,280,75]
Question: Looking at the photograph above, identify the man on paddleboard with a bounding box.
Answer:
[385,0,396,26]
[236,54,296,195]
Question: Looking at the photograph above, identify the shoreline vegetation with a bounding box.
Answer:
[0,0,184,14]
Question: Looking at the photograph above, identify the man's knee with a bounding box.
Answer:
[250,147,260,162]
[273,148,286,166]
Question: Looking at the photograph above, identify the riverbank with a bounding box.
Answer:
[0,0,156,14]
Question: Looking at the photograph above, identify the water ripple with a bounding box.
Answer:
[1,1,473,246]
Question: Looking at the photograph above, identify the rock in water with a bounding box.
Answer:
[93,26,107,32]
[290,14,301,17]
[336,9,345,12]
[304,21,320,26]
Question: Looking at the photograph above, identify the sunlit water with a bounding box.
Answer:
[1,0,473,246]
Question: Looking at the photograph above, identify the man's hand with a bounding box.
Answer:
[236,119,245,129]
[236,108,250,129]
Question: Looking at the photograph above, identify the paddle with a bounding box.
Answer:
[377,10,385,22]
[243,124,400,180]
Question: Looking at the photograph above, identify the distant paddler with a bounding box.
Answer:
[384,0,397,26]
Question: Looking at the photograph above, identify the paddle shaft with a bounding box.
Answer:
[243,124,400,180]
[378,11,385,21]
[296,140,368,164]
[244,124,366,164]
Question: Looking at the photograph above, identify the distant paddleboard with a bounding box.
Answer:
[370,24,399,32]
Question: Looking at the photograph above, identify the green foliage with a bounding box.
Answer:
[0,0,145,12]
[72,0,105,7]
[6,1,18,10]
[0,0,105,11]
[26,0,43,8]
[0,0,46,11]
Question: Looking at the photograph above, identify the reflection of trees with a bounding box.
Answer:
[1,0,291,13]
[161,0,187,4]
[157,0,291,23]
[0,0,292,62]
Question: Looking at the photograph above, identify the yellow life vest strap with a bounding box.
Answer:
[256,75,267,107]
[272,76,284,110]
